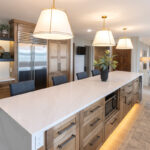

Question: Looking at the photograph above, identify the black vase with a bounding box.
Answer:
[101,68,109,81]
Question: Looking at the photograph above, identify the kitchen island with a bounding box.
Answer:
[0,71,142,150]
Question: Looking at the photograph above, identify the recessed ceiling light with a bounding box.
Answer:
[87,29,92,32]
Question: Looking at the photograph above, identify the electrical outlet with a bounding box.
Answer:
[35,132,44,149]
[9,67,12,73]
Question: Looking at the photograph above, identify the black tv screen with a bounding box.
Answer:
[77,47,86,55]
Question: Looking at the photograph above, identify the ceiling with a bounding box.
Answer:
[1,0,150,44]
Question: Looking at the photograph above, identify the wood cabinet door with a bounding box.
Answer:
[112,47,131,71]
[48,41,70,86]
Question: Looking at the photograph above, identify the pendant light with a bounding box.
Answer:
[93,16,115,47]
[33,0,73,40]
[116,28,133,49]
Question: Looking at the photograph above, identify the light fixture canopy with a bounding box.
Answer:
[33,0,73,40]
[93,16,115,47]
[116,28,133,49]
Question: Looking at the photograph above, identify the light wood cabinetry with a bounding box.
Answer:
[120,77,141,120]
[0,80,15,99]
[45,114,79,150]
[48,40,71,86]
[104,111,120,139]
[42,77,141,150]
[79,99,105,150]
[9,19,36,81]
[133,78,140,103]
[120,82,133,119]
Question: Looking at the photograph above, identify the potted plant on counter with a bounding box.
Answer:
[94,50,118,81]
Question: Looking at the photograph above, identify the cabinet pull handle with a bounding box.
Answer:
[89,136,100,146]
[90,118,101,127]
[111,118,117,125]
[58,134,76,149]
[57,122,75,135]
[90,106,101,113]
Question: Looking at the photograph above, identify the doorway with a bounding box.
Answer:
[73,46,93,80]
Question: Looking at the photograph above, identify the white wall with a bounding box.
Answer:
[73,37,92,46]
[73,37,93,79]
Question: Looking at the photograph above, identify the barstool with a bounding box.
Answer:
[91,69,100,76]
[52,75,68,86]
[76,72,88,80]
[10,80,35,96]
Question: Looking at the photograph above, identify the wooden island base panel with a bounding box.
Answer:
[0,71,142,150]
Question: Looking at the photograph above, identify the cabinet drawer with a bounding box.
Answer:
[52,133,77,150]
[83,128,103,150]
[125,85,133,94]
[120,87,125,97]
[82,99,105,121]
[134,78,139,83]
[105,111,120,139]
[53,117,76,140]
[133,81,139,94]
[82,109,104,139]
[124,102,132,114]
[134,93,139,103]
[46,115,79,150]
[125,94,133,105]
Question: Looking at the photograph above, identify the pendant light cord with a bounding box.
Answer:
[52,0,55,8]
[102,16,107,30]
[123,28,127,38]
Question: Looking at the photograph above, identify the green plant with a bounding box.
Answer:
[94,50,118,71]
[0,24,9,32]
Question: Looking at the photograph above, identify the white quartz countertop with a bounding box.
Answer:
[0,77,15,83]
[0,71,142,135]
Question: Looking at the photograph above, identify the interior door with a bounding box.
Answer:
[48,41,70,86]
[112,47,131,71]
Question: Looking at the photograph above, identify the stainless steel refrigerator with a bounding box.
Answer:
[18,31,47,89]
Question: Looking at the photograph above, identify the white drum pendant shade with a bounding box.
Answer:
[93,30,115,47]
[116,38,133,49]
[33,9,73,40]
